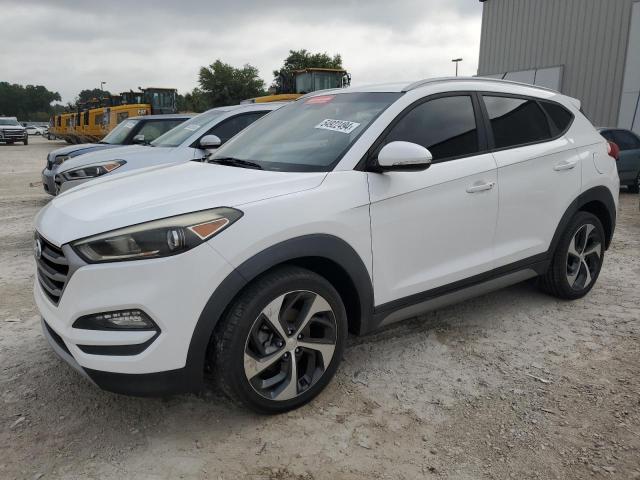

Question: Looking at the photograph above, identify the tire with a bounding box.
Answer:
[538,211,605,300]
[23,137,28,145]
[628,175,639,194]
[212,266,348,414]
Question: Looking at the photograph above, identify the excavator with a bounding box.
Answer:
[51,87,177,144]
[244,68,351,104]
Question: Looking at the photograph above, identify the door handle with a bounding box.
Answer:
[554,160,577,171]
[466,181,495,193]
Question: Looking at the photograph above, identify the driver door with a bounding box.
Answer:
[368,93,498,305]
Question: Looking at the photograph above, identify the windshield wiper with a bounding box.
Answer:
[207,157,263,170]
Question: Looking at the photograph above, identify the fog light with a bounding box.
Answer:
[73,309,157,331]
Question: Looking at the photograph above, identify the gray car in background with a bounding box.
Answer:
[42,114,191,195]
[599,128,640,193]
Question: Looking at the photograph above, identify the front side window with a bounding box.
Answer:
[151,110,224,148]
[209,92,402,172]
[382,95,480,162]
[207,113,267,143]
[483,96,551,149]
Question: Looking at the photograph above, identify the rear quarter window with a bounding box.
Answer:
[540,101,574,133]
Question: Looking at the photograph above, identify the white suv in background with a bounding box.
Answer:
[34,78,619,413]
[52,103,283,194]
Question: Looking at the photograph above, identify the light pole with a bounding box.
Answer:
[452,58,463,77]
[100,81,106,91]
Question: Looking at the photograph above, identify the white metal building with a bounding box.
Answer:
[477,0,640,133]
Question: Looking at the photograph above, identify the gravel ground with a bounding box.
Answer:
[1,136,639,480]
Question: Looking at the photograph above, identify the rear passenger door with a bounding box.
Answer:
[368,93,499,305]
[483,94,580,267]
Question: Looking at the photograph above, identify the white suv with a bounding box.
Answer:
[34,78,619,413]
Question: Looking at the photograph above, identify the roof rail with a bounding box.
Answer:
[402,76,560,94]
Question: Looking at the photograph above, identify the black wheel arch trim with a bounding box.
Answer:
[183,234,374,392]
[548,185,616,253]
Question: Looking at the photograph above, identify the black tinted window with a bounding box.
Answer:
[383,95,479,161]
[209,112,267,143]
[484,96,551,149]
[612,130,640,151]
[541,101,573,132]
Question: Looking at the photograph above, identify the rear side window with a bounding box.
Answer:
[483,96,551,149]
[383,95,480,162]
[540,101,573,132]
[612,130,640,151]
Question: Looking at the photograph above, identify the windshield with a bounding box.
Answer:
[0,119,20,126]
[101,119,139,144]
[151,110,224,147]
[209,92,402,171]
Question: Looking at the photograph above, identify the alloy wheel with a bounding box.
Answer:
[566,223,602,290]
[243,290,337,401]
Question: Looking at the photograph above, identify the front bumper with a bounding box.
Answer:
[34,240,235,394]
[41,168,57,195]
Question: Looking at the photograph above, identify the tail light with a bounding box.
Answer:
[607,141,620,161]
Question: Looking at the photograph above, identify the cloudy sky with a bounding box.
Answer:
[0,0,483,104]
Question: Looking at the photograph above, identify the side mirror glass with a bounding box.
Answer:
[132,134,146,144]
[376,141,433,171]
[199,134,222,150]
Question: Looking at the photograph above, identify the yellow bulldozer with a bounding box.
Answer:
[50,87,177,144]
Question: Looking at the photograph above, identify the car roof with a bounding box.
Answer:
[299,76,581,109]
[128,113,195,120]
[200,102,288,114]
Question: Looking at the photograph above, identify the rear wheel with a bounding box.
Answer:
[539,212,605,299]
[628,175,639,194]
[212,266,347,414]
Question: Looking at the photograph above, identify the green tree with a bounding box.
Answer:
[76,88,111,105]
[177,87,209,113]
[272,49,343,91]
[0,82,61,120]
[198,60,265,107]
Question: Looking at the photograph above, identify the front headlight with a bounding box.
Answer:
[72,208,243,263]
[61,160,125,181]
[53,154,70,166]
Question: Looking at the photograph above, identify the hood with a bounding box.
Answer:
[48,143,119,161]
[57,145,155,173]
[36,161,327,245]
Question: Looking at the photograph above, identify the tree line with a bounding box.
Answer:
[0,49,343,119]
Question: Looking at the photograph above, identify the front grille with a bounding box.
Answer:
[36,235,69,305]
[2,129,25,139]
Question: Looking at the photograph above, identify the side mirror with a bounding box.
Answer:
[132,134,146,144]
[376,141,433,171]
[199,134,222,150]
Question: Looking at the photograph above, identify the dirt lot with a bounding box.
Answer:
[1,136,639,480]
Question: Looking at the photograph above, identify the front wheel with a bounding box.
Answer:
[23,137,28,145]
[628,175,639,194]
[538,211,605,300]
[212,266,347,413]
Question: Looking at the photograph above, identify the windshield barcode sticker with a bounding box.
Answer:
[315,119,361,134]
[184,124,200,131]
